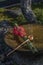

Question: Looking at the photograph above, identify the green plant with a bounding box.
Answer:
[32,2,43,23]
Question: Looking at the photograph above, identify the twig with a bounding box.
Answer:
[7,39,29,56]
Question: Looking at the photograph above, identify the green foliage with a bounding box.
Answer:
[32,2,43,23]
[0,8,5,12]
[16,15,26,24]
[10,14,26,26]
[0,2,43,25]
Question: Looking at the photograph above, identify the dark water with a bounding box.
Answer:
[0,21,43,65]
